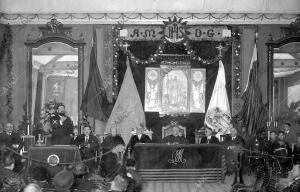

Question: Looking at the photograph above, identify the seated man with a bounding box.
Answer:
[200,126,219,144]
[0,152,15,188]
[162,126,186,144]
[126,125,151,158]
[274,130,292,176]
[74,125,99,169]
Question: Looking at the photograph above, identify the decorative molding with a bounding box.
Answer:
[0,13,298,25]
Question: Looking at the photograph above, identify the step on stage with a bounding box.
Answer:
[133,144,226,183]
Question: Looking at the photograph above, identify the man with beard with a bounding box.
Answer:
[50,104,73,145]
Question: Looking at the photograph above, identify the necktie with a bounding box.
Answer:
[85,136,89,143]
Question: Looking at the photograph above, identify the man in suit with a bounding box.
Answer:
[50,104,73,145]
[70,127,79,145]
[0,123,24,172]
[163,126,187,144]
[75,125,99,161]
[126,125,151,157]
[200,126,219,144]
[224,127,245,184]
[283,123,297,145]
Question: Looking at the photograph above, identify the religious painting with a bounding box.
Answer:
[190,69,206,113]
[161,65,189,113]
[145,68,160,112]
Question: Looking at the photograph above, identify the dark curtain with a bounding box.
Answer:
[117,41,231,143]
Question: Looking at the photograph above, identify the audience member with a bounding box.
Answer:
[283,122,297,145]
[53,167,74,192]
[274,130,293,176]
[277,164,300,192]
[100,126,125,179]
[29,166,51,189]
[125,159,142,192]
[72,162,97,191]
[0,123,24,172]
[23,183,41,192]
[1,172,25,192]
[0,152,15,188]
[266,129,277,155]
[200,127,219,144]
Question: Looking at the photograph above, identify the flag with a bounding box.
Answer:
[81,33,111,121]
[105,56,146,143]
[234,44,265,135]
[205,60,231,134]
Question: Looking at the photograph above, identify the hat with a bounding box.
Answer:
[72,162,89,176]
[30,166,49,181]
[278,130,285,134]
[126,159,136,167]
[53,167,74,191]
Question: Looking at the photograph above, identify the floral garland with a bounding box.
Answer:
[0,25,13,122]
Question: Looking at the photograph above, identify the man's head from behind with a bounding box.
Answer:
[30,166,49,182]
[23,183,41,192]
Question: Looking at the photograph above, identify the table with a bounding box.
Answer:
[133,143,226,182]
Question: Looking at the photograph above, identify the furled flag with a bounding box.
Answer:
[81,32,111,121]
[204,60,231,134]
[105,55,146,143]
[234,44,266,135]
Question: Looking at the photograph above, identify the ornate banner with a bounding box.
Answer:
[120,26,230,41]
[119,17,231,42]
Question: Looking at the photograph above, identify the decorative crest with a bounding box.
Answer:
[39,19,72,37]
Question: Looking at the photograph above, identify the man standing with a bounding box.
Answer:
[200,126,219,144]
[50,104,73,145]
[224,127,245,184]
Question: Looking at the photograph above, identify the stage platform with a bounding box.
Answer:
[133,143,226,182]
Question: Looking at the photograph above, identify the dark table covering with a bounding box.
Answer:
[27,145,81,177]
[133,143,224,169]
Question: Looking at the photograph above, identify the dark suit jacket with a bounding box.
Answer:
[50,114,73,144]
[74,134,99,159]
[126,134,151,154]
[200,136,219,144]
[0,132,24,151]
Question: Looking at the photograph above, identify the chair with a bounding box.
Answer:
[161,121,186,139]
